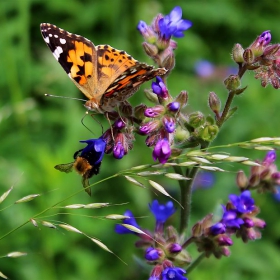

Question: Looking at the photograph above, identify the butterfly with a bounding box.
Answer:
[40,23,167,113]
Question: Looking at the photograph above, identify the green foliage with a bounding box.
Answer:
[1,0,280,279]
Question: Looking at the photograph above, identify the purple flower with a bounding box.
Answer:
[113,119,126,129]
[167,101,180,112]
[162,267,188,280]
[263,150,276,165]
[151,76,169,98]
[113,142,125,159]
[137,20,156,42]
[229,191,255,214]
[149,200,176,224]
[210,222,226,235]
[145,247,160,261]
[158,6,192,39]
[221,208,244,229]
[168,243,182,254]
[152,139,171,164]
[258,30,271,47]
[163,117,176,133]
[115,210,140,234]
[79,138,106,165]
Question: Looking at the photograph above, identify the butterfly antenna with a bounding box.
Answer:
[45,93,87,102]
[80,112,96,135]
[88,112,104,134]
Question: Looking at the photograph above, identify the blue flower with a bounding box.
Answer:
[162,267,188,280]
[158,6,192,40]
[273,186,280,201]
[163,117,176,133]
[151,76,169,98]
[149,200,176,223]
[221,207,244,229]
[167,101,180,112]
[115,210,141,234]
[145,247,160,261]
[152,139,171,164]
[263,150,276,165]
[79,138,106,166]
[229,191,255,214]
[210,222,226,235]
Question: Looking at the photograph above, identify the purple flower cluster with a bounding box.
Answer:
[115,200,189,279]
[192,191,265,258]
[211,191,265,242]
[137,6,192,70]
[139,77,189,164]
[236,150,280,193]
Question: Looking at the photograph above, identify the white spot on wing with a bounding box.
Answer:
[60,38,66,44]
[44,36,50,44]
[54,34,58,38]
[53,46,63,60]
[49,34,53,37]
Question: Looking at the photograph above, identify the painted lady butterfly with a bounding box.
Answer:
[40,23,167,113]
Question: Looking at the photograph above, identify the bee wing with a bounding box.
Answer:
[54,162,74,173]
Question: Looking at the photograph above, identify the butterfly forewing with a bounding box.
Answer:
[40,23,167,113]
[40,23,98,101]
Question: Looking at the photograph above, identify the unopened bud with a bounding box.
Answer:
[175,90,188,108]
[188,111,205,128]
[232,43,244,63]
[200,125,219,142]
[243,48,254,64]
[249,30,271,57]
[224,75,241,91]
[142,42,158,57]
[134,104,147,120]
[208,91,221,115]
[160,48,175,71]
[236,170,248,190]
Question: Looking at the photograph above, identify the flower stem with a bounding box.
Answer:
[174,165,200,234]
[216,90,235,128]
[186,252,206,274]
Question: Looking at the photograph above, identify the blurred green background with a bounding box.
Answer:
[1,0,280,279]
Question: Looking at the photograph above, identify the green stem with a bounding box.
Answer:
[186,252,206,275]
[216,90,235,127]
[178,166,200,234]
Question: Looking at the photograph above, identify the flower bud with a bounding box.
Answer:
[139,120,160,135]
[243,48,254,64]
[145,247,161,261]
[188,111,205,128]
[224,75,241,91]
[200,125,219,142]
[216,235,233,246]
[162,116,176,133]
[113,118,126,130]
[144,105,165,118]
[167,101,180,112]
[232,43,244,63]
[249,30,271,57]
[168,243,182,254]
[174,126,190,142]
[175,90,188,108]
[160,47,175,71]
[142,42,158,57]
[137,20,157,43]
[113,141,125,159]
[134,104,147,120]
[236,170,248,190]
[208,91,221,115]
